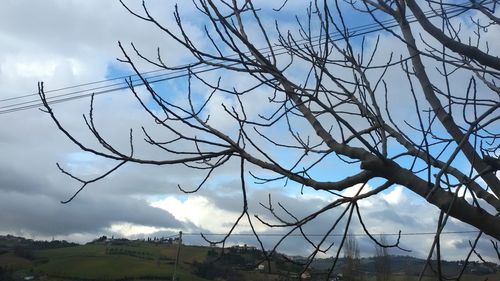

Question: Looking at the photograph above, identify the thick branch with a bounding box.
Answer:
[406,0,500,71]
[398,15,500,198]
[362,158,500,240]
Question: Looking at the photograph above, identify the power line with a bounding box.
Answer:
[0,64,230,113]
[0,2,472,115]
[0,15,402,103]
[179,230,480,237]
[0,3,468,114]
[0,67,169,103]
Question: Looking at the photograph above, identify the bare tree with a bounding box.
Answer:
[343,234,362,281]
[374,235,391,281]
[38,0,499,279]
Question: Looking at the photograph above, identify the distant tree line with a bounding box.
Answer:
[105,247,154,260]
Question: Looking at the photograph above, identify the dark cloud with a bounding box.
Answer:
[0,190,182,236]
[0,128,184,237]
[0,165,47,195]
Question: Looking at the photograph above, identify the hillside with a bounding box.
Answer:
[310,255,499,280]
[0,235,291,281]
[0,235,499,281]
[0,235,211,281]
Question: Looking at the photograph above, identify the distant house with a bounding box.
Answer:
[257,264,265,271]
[230,244,257,253]
[245,244,257,251]
[330,274,343,281]
[158,237,172,244]
[300,270,311,280]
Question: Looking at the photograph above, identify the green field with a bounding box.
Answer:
[1,237,499,281]
[2,240,210,281]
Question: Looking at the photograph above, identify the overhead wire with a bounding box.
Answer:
[0,1,474,115]
[0,3,470,113]
[180,230,480,237]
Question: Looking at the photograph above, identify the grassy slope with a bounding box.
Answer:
[34,242,209,281]
[1,239,498,281]
[0,252,32,270]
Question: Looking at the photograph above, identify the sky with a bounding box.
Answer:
[0,0,498,262]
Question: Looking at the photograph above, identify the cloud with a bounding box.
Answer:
[0,191,182,236]
[151,195,245,233]
[382,185,408,206]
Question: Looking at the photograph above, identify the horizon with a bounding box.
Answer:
[1,231,491,263]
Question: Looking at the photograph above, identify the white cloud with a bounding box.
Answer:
[151,195,267,234]
[108,223,172,237]
[382,185,408,206]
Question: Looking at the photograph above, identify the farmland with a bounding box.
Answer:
[0,235,498,281]
[0,236,210,280]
